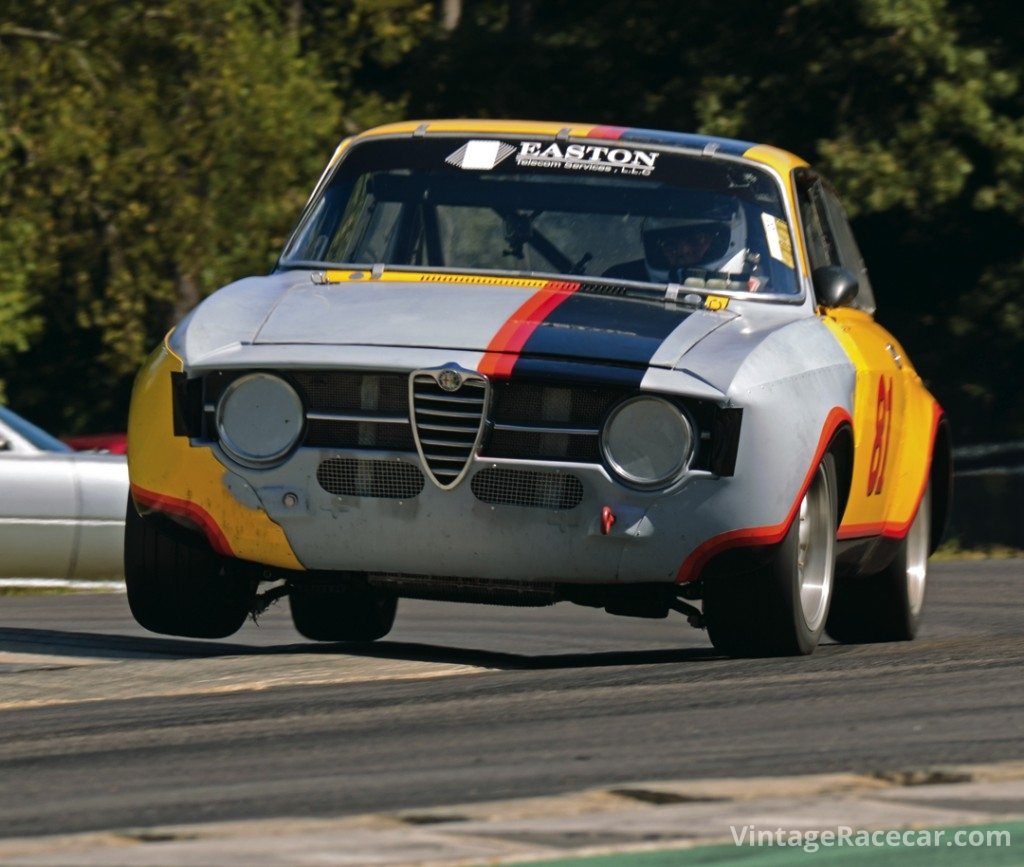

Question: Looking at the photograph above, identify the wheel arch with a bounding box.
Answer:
[826,422,854,526]
[929,415,953,554]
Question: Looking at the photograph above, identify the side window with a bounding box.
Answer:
[795,171,840,274]
[818,183,877,313]
[795,170,877,312]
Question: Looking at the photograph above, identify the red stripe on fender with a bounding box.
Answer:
[479,281,580,378]
[131,483,234,557]
[675,407,852,583]
[837,401,943,541]
[586,125,627,140]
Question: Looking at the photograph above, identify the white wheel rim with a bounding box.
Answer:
[905,488,930,616]
[797,464,836,632]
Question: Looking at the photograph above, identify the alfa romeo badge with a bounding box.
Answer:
[437,369,462,392]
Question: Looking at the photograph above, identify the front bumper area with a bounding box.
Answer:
[211,446,714,584]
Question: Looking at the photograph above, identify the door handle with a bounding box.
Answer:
[885,343,903,369]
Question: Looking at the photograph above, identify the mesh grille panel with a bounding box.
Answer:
[316,458,424,499]
[471,468,584,510]
[292,372,408,414]
[491,382,627,428]
[484,429,601,462]
[305,419,415,450]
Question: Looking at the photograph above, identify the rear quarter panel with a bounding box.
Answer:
[823,309,940,540]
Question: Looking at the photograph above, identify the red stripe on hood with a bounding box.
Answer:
[479,281,580,378]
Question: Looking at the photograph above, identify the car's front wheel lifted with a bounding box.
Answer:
[826,486,931,643]
[289,582,397,642]
[124,498,256,638]
[703,454,838,657]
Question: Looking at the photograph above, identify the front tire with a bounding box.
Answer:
[289,582,397,642]
[703,454,838,657]
[826,486,931,643]
[124,498,256,639]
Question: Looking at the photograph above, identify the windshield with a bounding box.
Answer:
[281,137,800,296]
[0,405,73,453]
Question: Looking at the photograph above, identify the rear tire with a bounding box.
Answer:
[826,486,931,643]
[289,583,397,642]
[703,453,838,657]
[124,498,255,639]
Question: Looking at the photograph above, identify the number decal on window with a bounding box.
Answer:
[867,375,893,496]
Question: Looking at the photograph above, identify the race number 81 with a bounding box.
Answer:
[867,375,893,496]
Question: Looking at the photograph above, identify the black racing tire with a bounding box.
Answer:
[826,486,931,643]
[703,453,838,657]
[124,497,256,639]
[288,583,397,642]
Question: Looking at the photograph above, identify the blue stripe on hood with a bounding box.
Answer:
[515,293,691,369]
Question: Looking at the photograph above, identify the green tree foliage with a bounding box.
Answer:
[1,0,1021,442]
[290,0,434,132]
[685,0,1024,442]
[0,0,428,431]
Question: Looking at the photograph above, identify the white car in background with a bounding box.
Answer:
[0,406,128,581]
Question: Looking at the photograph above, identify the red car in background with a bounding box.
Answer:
[62,433,128,454]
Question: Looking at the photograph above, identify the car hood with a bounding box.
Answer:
[178,272,738,370]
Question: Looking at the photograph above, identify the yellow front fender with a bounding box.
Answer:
[127,336,304,570]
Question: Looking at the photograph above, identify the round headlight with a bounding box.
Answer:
[216,373,304,467]
[601,396,693,489]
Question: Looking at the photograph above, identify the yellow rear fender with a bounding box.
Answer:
[822,311,942,542]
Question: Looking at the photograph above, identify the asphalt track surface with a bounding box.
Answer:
[0,560,1021,841]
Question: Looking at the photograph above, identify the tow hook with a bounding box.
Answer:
[600,506,616,535]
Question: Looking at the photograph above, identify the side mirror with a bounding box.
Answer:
[812,266,859,308]
[0,436,10,452]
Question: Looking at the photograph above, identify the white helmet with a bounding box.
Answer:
[641,196,748,282]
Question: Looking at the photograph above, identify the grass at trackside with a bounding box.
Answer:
[930,541,1024,562]
[513,821,1023,866]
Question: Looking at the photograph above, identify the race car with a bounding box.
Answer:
[125,120,951,656]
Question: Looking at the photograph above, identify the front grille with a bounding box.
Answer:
[471,467,584,510]
[191,370,736,477]
[316,457,425,499]
[305,419,415,451]
[481,381,626,463]
[291,372,408,415]
[490,382,627,428]
[298,372,412,451]
[485,429,601,462]
[411,373,487,487]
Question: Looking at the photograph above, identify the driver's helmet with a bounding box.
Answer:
[641,196,747,282]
